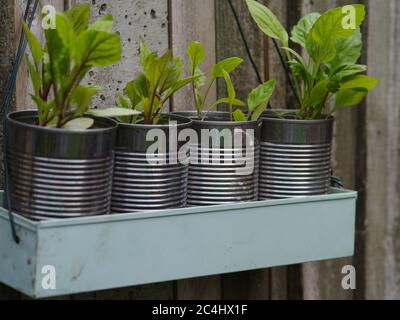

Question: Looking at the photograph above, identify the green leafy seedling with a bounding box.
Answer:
[247,0,378,119]
[24,4,132,129]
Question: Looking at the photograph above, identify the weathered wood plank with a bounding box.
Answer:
[365,0,400,300]
[216,0,266,103]
[177,276,221,300]
[170,0,216,112]
[215,0,270,300]
[170,0,221,300]
[300,0,355,300]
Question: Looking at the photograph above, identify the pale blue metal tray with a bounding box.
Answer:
[0,189,357,298]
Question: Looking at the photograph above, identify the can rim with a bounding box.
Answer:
[117,113,192,130]
[7,110,118,134]
[170,111,261,127]
[261,109,334,125]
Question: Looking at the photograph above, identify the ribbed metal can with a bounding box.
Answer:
[6,110,117,221]
[260,110,334,199]
[171,112,261,206]
[111,114,192,213]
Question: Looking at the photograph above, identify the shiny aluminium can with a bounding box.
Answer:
[260,110,334,199]
[111,114,192,213]
[6,110,117,221]
[170,112,261,206]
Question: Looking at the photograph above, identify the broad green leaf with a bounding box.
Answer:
[193,67,206,88]
[248,80,276,112]
[291,12,320,47]
[159,55,184,94]
[166,76,199,100]
[339,75,378,91]
[246,0,289,47]
[335,88,368,108]
[26,56,41,95]
[306,5,365,65]
[44,27,70,94]
[208,98,246,110]
[234,109,247,122]
[212,57,243,78]
[22,22,42,67]
[77,30,121,66]
[140,39,155,67]
[337,4,365,38]
[248,80,276,121]
[187,41,205,73]
[222,70,236,102]
[63,117,94,130]
[282,47,312,84]
[64,4,90,35]
[89,14,113,32]
[304,80,329,108]
[327,29,363,72]
[332,64,367,79]
[88,108,141,117]
[328,64,367,92]
[119,94,132,109]
[55,13,77,57]
[125,78,145,107]
[71,85,101,116]
[31,95,51,125]
[187,41,206,88]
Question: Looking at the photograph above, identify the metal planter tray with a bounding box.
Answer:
[0,189,357,299]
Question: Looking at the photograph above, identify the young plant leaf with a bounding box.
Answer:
[119,94,132,109]
[327,29,363,73]
[64,4,90,35]
[212,57,243,78]
[63,117,94,130]
[335,88,368,108]
[207,98,246,111]
[77,30,121,66]
[248,80,276,121]
[22,22,43,67]
[140,38,155,67]
[71,85,101,116]
[306,5,365,65]
[187,41,206,88]
[55,13,77,58]
[339,75,378,91]
[187,41,205,72]
[246,0,289,47]
[89,14,113,32]
[25,57,41,95]
[234,109,248,122]
[304,80,329,108]
[291,12,320,48]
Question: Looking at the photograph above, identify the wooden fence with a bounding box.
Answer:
[0,0,399,300]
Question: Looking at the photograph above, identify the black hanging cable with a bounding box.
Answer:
[271,39,302,107]
[1,0,39,244]
[227,0,275,110]
[229,0,302,108]
[227,0,263,85]
[0,0,34,114]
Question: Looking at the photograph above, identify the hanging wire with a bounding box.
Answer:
[1,0,40,244]
[227,0,263,85]
[228,0,302,108]
[271,39,302,107]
